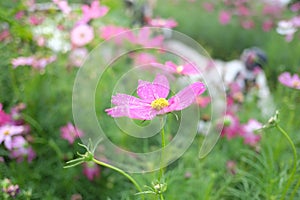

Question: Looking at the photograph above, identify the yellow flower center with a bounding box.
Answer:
[292,80,300,87]
[176,66,184,73]
[4,130,10,136]
[151,98,169,111]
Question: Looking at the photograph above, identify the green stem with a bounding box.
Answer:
[92,158,143,196]
[275,124,297,200]
[290,173,300,199]
[160,193,165,200]
[158,117,166,181]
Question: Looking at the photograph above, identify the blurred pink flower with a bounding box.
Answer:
[237,5,250,16]
[262,20,273,32]
[15,11,25,20]
[9,136,36,162]
[0,29,10,41]
[202,2,214,12]
[60,122,84,144]
[53,0,71,14]
[99,25,130,44]
[147,18,178,28]
[278,72,300,90]
[71,24,94,47]
[0,104,11,126]
[69,48,88,67]
[196,96,211,108]
[221,113,240,139]
[291,16,300,28]
[83,162,100,181]
[130,52,157,66]
[0,125,24,150]
[263,4,282,17]
[151,61,199,75]
[11,56,56,70]
[241,20,255,29]
[240,119,262,146]
[106,74,206,120]
[29,15,44,26]
[219,11,231,25]
[80,0,109,23]
[290,2,300,12]
[226,160,237,175]
[130,27,164,48]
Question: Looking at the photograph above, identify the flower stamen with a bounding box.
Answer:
[151,98,169,111]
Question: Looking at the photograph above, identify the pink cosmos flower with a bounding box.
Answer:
[29,15,44,26]
[0,125,24,150]
[219,11,231,25]
[202,2,214,12]
[240,119,262,146]
[196,96,211,108]
[11,56,56,70]
[60,122,84,144]
[0,29,10,41]
[70,24,94,47]
[291,2,300,12]
[15,11,25,20]
[9,136,36,162]
[241,20,255,29]
[278,72,300,90]
[221,113,240,139]
[237,5,250,16]
[80,0,109,24]
[69,48,88,67]
[262,20,274,32]
[130,28,164,48]
[99,25,131,45]
[0,104,11,126]
[83,162,100,181]
[291,16,300,28]
[105,74,206,120]
[53,0,71,14]
[147,18,178,28]
[151,61,200,75]
[129,52,157,66]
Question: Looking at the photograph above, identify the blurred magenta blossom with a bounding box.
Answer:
[278,72,300,90]
[240,119,262,146]
[147,18,178,28]
[0,125,24,150]
[83,162,100,181]
[106,74,206,120]
[53,0,71,14]
[11,56,56,70]
[70,24,94,47]
[60,122,84,144]
[80,0,109,24]
[219,11,231,25]
[221,113,241,139]
[10,136,36,162]
[151,61,200,75]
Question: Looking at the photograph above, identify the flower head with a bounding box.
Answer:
[60,122,84,144]
[80,0,109,23]
[278,72,300,90]
[240,119,262,146]
[0,104,11,126]
[83,162,100,181]
[151,61,200,75]
[221,113,241,139]
[9,136,36,162]
[147,18,178,28]
[0,125,24,150]
[219,11,231,25]
[105,74,206,120]
[70,24,94,47]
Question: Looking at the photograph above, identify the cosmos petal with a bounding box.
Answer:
[168,82,206,111]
